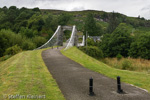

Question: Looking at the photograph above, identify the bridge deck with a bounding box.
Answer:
[42,48,150,100]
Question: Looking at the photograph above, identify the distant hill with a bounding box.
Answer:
[40,9,150,33]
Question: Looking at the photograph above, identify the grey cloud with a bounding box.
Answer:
[71,6,85,11]
[1,0,150,19]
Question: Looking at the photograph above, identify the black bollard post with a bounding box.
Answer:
[117,76,123,93]
[89,78,95,96]
[57,45,59,49]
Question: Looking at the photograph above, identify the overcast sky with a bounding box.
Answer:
[1,0,150,19]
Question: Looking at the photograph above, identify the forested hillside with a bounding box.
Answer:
[0,6,150,60]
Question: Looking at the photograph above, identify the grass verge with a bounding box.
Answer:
[0,48,65,100]
[102,57,150,73]
[61,47,150,92]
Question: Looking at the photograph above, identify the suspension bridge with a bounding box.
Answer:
[35,25,85,50]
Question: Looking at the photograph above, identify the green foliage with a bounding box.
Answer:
[129,32,150,59]
[58,13,71,25]
[0,29,38,57]
[87,38,99,46]
[122,59,132,70]
[1,6,150,61]
[0,29,22,56]
[32,36,47,47]
[4,45,22,55]
[22,39,36,50]
[7,6,19,24]
[99,34,111,57]
[32,7,41,12]
[125,17,148,28]
[84,13,101,36]
[43,14,58,36]
[27,13,45,31]
[0,55,11,61]
[79,46,103,59]
[96,23,104,35]
[19,27,35,38]
[64,30,71,40]
[116,54,122,60]
[100,23,132,57]
[107,12,122,33]
[0,11,6,24]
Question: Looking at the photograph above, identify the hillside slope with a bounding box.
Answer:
[41,9,150,32]
[0,48,65,100]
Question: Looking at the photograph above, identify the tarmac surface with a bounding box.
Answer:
[42,48,150,100]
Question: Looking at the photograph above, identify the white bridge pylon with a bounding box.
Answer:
[34,25,84,50]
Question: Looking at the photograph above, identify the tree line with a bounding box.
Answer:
[0,6,150,60]
[83,12,150,60]
[0,6,72,57]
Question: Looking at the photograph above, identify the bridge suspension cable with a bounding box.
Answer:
[34,25,80,50]
[34,26,61,50]
[64,25,76,50]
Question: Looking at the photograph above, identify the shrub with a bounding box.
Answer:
[4,45,22,55]
[0,29,24,56]
[79,46,103,59]
[87,38,96,46]
[116,54,122,60]
[122,59,132,70]
[22,40,36,50]
[32,36,47,47]
[0,55,12,61]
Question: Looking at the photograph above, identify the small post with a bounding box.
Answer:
[89,77,94,96]
[57,45,59,49]
[52,46,53,49]
[117,76,123,93]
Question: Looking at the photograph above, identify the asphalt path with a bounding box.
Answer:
[42,48,150,100]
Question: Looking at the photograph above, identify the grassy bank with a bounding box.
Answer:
[61,47,150,92]
[102,57,150,73]
[0,48,65,100]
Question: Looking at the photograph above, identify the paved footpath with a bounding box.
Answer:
[42,48,150,100]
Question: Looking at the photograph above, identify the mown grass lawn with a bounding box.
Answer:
[0,48,65,100]
[61,47,150,92]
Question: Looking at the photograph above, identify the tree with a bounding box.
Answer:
[84,13,98,36]
[58,13,71,25]
[0,32,9,56]
[27,13,45,32]
[32,7,40,12]
[32,36,47,47]
[7,6,19,24]
[96,23,104,35]
[0,11,7,29]
[107,12,121,33]
[2,6,8,13]
[19,27,35,38]
[4,45,22,55]
[100,34,111,57]
[100,23,132,57]
[0,29,23,56]
[45,14,53,29]
[129,32,150,59]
